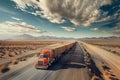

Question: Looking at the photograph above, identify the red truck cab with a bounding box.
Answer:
[35,49,53,69]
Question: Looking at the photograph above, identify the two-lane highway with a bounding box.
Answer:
[0,43,90,80]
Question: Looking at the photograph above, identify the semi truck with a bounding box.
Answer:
[34,41,76,69]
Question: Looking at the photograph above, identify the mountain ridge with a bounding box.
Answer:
[7,34,120,40]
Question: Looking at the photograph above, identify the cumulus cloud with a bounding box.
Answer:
[90,28,99,31]
[0,21,46,34]
[61,26,76,32]
[12,0,115,26]
[11,17,22,21]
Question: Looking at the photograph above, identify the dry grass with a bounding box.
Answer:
[0,40,60,72]
[0,40,59,59]
[10,59,19,65]
[102,65,119,80]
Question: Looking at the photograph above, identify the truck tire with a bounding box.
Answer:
[48,63,51,66]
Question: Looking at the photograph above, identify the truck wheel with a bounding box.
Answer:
[53,58,55,62]
[49,63,51,66]
[35,67,39,69]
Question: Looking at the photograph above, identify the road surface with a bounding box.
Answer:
[0,43,90,80]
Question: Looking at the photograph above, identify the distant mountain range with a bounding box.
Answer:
[78,36,120,40]
[7,34,120,40]
[8,34,76,40]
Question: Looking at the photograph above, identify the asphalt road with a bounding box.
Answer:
[0,43,90,80]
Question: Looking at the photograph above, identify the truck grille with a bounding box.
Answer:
[38,61,43,65]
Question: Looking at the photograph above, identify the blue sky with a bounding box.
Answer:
[0,0,120,39]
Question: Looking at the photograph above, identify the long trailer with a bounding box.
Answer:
[34,41,76,69]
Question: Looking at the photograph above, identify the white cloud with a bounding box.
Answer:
[11,0,29,10]
[0,21,46,34]
[11,0,113,26]
[11,17,22,21]
[90,28,99,31]
[61,26,76,32]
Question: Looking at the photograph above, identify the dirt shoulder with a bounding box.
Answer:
[81,41,120,80]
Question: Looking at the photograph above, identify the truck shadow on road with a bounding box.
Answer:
[62,63,86,69]
[47,43,86,71]
[47,60,86,70]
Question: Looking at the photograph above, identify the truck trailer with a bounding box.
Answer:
[34,41,76,69]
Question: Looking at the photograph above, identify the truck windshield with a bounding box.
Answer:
[40,54,48,58]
